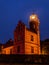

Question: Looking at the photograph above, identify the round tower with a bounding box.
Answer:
[29,14,40,34]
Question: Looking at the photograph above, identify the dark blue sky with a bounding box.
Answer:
[0,0,49,43]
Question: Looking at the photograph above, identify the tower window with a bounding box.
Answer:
[31,46,34,53]
[31,35,34,41]
[17,46,20,53]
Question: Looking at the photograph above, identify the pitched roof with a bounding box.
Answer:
[3,39,14,48]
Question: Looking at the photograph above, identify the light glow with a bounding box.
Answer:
[30,15,36,21]
[29,14,39,23]
[31,16,35,19]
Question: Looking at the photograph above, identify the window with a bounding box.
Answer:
[31,35,34,41]
[17,46,20,53]
[10,49,12,54]
[17,35,21,41]
[31,47,34,53]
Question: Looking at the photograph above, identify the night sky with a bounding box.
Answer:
[0,0,49,43]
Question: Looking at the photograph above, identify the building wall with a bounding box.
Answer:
[25,43,39,54]
[13,21,40,54]
[25,28,37,43]
[41,47,47,55]
[14,21,25,54]
[2,22,40,54]
[41,41,49,55]
[25,27,40,54]
[2,46,14,54]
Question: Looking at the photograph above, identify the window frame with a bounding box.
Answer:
[31,35,34,41]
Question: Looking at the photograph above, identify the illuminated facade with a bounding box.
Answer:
[2,39,14,54]
[14,14,41,54]
[41,39,49,55]
[1,14,41,54]
[2,46,14,54]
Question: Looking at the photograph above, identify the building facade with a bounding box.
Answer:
[14,14,41,54]
[1,14,41,54]
[40,39,49,55]
[2,39,14,54]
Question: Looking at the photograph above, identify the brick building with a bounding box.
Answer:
[14,14,41,54]
[1,14,41,54]
[2,39,14,54]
